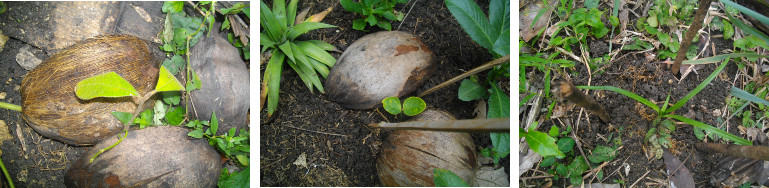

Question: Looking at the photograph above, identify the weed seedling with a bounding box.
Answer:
[340,0,408,31]
[382,96,426,116]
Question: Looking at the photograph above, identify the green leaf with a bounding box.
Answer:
[490,132,510,159]
[352,19,367,30]
[286,0,299,26]
[295,41,336,67]
[445,0,494,50]
[521,128,564,158]
[135,109,153,129]
[340,0,365,14]
[487,84,510,118]
[457,78,488,101]
[162,55,185,75]
[433,168,469,187]
[665,114,752,145]
[186,68,202,92]
[260,1,284,43]
[548,126,559,137]
[585,0,599,9]
[111,111,133,125]
[165,106,185,125]
[287,22,336,40]
[161,91,182,105]
[557,137,575,153]
[731,86,769,106]
[218,167,250,188]
[162,1,184,13]
[578,85,660,112]
[75,72,139,100]
[188,129,205,138]
[265,51,285,117]
[382,97,402,115]
[588,145,617,163]
[402,97,426,116]
[210,111,218,135]
[725,5,769,50]
[723,20,734,39]
[156,66,185,92]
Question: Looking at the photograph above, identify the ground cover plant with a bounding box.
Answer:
[260,0,510,186]
[520,0,769,186]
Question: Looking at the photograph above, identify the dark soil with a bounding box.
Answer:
[260,0,510,186]
[519,12,748,187]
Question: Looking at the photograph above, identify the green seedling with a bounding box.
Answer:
[340,0,407,31]
[433,168,469,187]
[219,166,250,187]
[261,0,338,117]
[75,66,185,162]
[579,57,753,158]
[382,96,426,116]
[186,111,250,167]
[532,124,620,185]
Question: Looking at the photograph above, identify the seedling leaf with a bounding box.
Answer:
[111,111,133,125]
[156,66,185,92]
[402,97,426,116]
[382,97,402,115]
[75,72,139,100]
[588,145,617,163]
[165,106,186,125]
[433,168,469,187]
[210,111,218,135]
[458,78,488,101]
[189,129,205,138]
[665,114,751,145]
[488,84,510,118]
[490,132,510,160]
[521,128,564,158]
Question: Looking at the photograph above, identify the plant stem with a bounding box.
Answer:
[89,130,128,163]
[0,156,14,188]
[671,0,713,74]
[92,90,157,163]
[418,55,510,97]
[371,118,509,132]
[0,102,21,112]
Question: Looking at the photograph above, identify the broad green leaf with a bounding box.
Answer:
[731,86,769,106]
[723,20,734,39]
[352,19,367,30]
[162,1,183,13]
[156,66,185,92]
[75,72,139,100]
[403,97,426,116]
[382,97,402,115]
[165,106,186,125]
[665,114,751,145]
[548,126,559,137]
[433,168,469,187]
[273,0,287,27]
[210,111,218,135]
[287,22,336,40]
[162,91,181,105]
[305,40,335,51]
[188,129,205,138]
[521,128,564,158]
[487,84,510,118]
[588,145,617,163]
[557,137,575,153]
[265,51,285,117]
[111,111,133,125]
[260,1,284,42]
[186,68,202,92]
[162,55,185,75]
[340,0,365,14]
[445,0,494,50]
[458,78,487,101]
[135,109,153,129]
[490,132,510,159]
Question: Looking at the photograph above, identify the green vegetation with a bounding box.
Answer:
[340,0,407,31]
[445,0,510,168]
[261,0,338,117]
[382,96,426,116]
[433,168,469,187]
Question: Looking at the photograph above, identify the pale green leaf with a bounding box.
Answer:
[403,97,426,116]
[382,97,401,115]
[433,168,469,187]
[75,72,139,100]
[156,66,185,92]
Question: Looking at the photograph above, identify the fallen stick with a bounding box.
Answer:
[695,142,769,161]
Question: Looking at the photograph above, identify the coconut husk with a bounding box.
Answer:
[21,34,159,145]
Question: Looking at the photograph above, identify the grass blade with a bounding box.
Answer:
[260,1,284,42]
[288,22,336,40]
[722,0,769,26]
[295,41,336,67]
[665,114,752,145]
[682,53,769,65]
[731,86,769,106]
[577,85,660,112]
[664,59,729,114]
[724,3,769,49]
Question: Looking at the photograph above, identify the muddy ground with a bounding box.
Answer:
[259,0,511,186]
[518,4,753,187]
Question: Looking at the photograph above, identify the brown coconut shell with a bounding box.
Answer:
[65,126,222,187]
[377,110,478,186]
[21,34,159,145]
[326,31,437,109]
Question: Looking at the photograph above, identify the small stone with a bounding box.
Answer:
[713,109,722,117]
[5,78,11,84]
[16,45,43,70]
[0,29,8,53]
[0,92,6,100]
[13,85,20,91]
[668,79,673,85]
